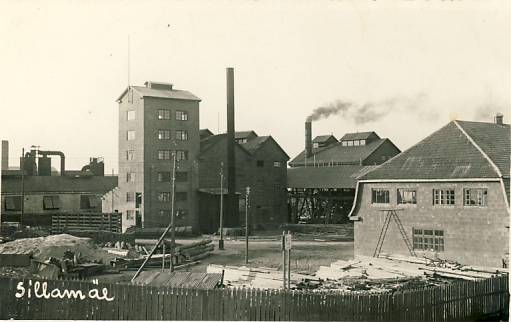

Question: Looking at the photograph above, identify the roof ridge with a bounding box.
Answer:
[453,120,502,177]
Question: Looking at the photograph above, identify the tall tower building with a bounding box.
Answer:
[116,81,201,231]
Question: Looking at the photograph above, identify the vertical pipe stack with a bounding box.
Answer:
[226,67,239,227]
[305,121,312,159]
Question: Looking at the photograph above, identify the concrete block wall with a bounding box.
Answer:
[353,181,509,267]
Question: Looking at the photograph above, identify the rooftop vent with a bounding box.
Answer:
[144,81,173,91]
[494,113,504,125]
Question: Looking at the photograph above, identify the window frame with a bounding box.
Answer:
[43,195,61,210]
[127,110,136,121]
[273,161,281,168]
[158,150,172,160]
[397,188,417,205]
[175,130,188,141]
[433,188,456,206]
[126,192,135,203]
[175,110,188,121]
[158,109,171,120]
[413,228,444,252]
[463,188,488,207]
[158,192,171,203]
[371,188,390,204]
[256,160,265,167]
[157,171,171,182]
[126,150,135,161]
[127,130,136,141]
[4,196,22,211]
[175,150,188,161]
[158,129,171,140]
[126,172,136,183]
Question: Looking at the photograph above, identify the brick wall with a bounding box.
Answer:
[353,181,509,267]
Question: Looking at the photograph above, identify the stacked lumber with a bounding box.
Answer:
[207,264,315,289]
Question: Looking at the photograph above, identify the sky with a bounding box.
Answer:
[0,0,509,172]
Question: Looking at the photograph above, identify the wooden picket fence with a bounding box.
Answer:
[0,275,508,321]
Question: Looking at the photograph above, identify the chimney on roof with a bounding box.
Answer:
[305,121,312,158]
[494,113,504,125]
[144,81,173,91]
[1,140,8,171]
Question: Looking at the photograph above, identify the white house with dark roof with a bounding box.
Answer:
[349,115,510,267]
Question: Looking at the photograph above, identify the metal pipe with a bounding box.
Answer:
[38,150,65,176]
[226,67,237,227]
[170,152,177,272]
[245,187,250,264]
[219,162,224,250]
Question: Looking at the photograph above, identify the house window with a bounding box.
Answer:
[126,192,135,202]
[176,130,188,141]
[347,141,354,146]
[127,130,136,141]
[43,195,61,210]
[464,188,487,206]
[158,109,171,120]
[273,161,281,168]
[176,171,188,182]
[256,160,264,167]
[359,140,366,146]
[176,150,188,161]
[158,150,171,160]
[80,195,101,209]
[127,110,136,120]
[158,192,171,202]
[126,150,135,161]
[4,196,22,211]
[176,192,187,201]
[126,210,135,220]
[413,228,444,252]
[158,172,171,182]
[158,130,171,140]
[354,140,360,146]
[176,110,188,121]
[313,143,319,149]
[126,172,136,183]
[341,141,348,147]
[397,189,417,204]
[433,189,455,205]
[371,189,390,204]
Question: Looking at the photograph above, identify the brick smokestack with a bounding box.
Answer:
[226,67,239,227]
[305,121,312,158]
[1,140,8,171]
[495,113,504,125]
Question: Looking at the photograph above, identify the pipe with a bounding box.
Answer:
[38,150,65,176]
[305,121,312,158]
[226,67,238,227]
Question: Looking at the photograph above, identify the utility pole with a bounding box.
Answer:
[170,152,177,272]
[111,168,115,213]
[219,162,224,250]
[20,148,25,226]
[245,186,250,264]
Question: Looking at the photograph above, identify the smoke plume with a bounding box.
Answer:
[307,93,436,124]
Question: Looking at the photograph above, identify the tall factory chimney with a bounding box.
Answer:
[226,67,239,227]
[305,121,312,158]
[1,140,8,171]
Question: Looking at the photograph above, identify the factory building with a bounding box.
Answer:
[349,115,510,267]
[287,122,401,224]
[116,81,201,232]
[0,141,117,228]
[198,130,289,233]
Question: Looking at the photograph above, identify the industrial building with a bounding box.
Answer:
[116,81,201,232]
[0,141,118,229]
[198,130,289,233]
[349,114,510,267]
[287,121,401,224]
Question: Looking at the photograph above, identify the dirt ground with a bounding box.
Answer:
[96,238,354,284]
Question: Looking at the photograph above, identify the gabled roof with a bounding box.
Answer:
[360,120,510,181]
[199,129,214,139]
[456,120,510,177]
[1,175,118,194]
[313,135,337,143]
[235,131,258,140]
[116,86,201,102]
[240,136,290,160]
[288,165,377,189]
[289,138,393,166]
[199,134,252,156]
[340,132,380,141]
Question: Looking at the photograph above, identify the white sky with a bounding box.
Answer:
[0,0,509,172]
